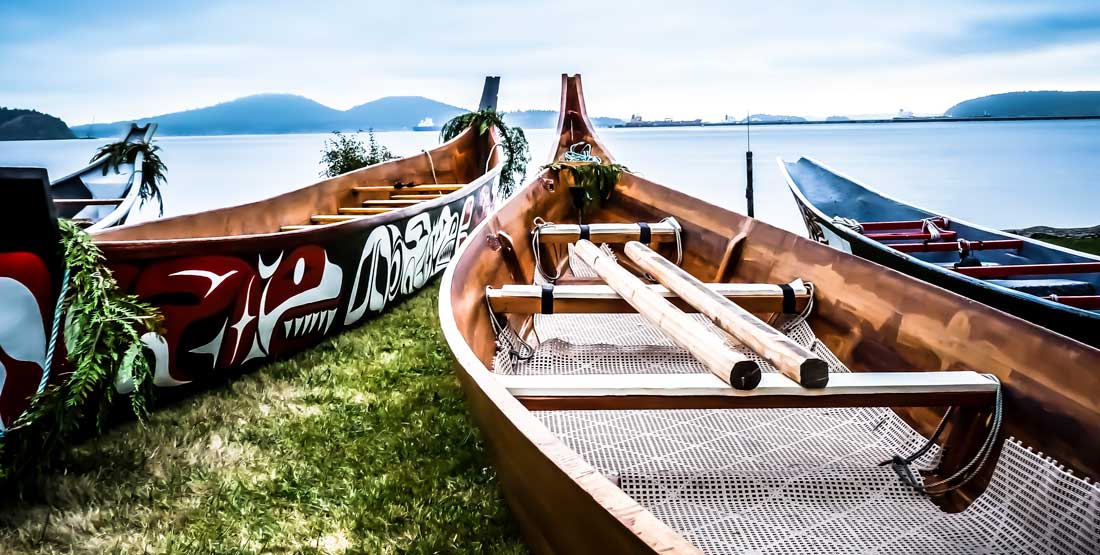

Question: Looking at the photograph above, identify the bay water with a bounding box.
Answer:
[2,120,1098,234]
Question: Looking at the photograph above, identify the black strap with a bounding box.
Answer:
[541,284,554,314]
[579,224,590,240]
[778,283,796,314]
[638,222,651,243]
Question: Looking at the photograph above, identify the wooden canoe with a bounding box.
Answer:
[439,75,1100,553]
[0,78,504,430]
[50,123,158,230]
[780,157,1100,347]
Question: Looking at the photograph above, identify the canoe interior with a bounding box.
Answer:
[441,74,1100,554]
[93,125,488,242]
[783,157,1100,298]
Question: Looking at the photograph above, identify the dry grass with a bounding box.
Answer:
[0,283,526,554]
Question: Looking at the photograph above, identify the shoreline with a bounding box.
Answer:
[615,114,1100,128]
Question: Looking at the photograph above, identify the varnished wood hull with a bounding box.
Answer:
[439,75,1100,553]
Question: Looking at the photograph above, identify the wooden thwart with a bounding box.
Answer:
[487,282,810,315]
[53,198,126,206]
[625,241,828,388]
[573,240,761,389]
[353,184,463,193]
[537,222,678,244]
[954,262,1100,279]
[338,207,394,215]
[501,371,998,410]
[311,214,362,223]
[858,217,948,231]
[892,239,1024,253]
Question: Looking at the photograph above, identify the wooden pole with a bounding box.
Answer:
[745,114,754,218]
[572,240,761,390]
[625,241,829,388]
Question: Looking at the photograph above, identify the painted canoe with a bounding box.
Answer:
[51,123,158,231]
[779,156,1100,347]
[438,75,1100,554]
[0,78,504,432]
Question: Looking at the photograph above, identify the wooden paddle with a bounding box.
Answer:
[624,241,829,388]
[572,240,761,390]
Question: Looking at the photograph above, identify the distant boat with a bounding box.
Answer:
[413,117,439,131]
[49,123,158,231]
[780,156,1100,347]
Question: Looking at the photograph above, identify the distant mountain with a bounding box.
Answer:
[825,115,850,122]
[343,96,467,130]
[503,110,624,129]
[945,91,1100,118]
[0,107,76,140]
[72,95,624,138]
[744,114,807,123]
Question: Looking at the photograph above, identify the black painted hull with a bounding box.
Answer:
[781,157,1100,347]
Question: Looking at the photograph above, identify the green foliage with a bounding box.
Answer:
[0,284,524,554]
[541,160,630,216]
[441,108,530,198]
[319,130,398,178]
[0,220,162,482]
[93,139,168,215]
[1031,233,1100,256]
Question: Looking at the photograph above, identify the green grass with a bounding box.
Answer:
[1030,233,1100,256]
[0,283,526,554]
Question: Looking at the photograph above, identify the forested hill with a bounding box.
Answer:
[0,107,76,140]
[945,91,1100,118]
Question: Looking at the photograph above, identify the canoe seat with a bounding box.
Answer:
[534,220,680,244]
[988,278,1096,297]
[486,282,810,315]
[53,198,126,206]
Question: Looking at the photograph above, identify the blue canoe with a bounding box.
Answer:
[779,156,1100,347]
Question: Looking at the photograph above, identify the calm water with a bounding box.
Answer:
[2,120,1098,234]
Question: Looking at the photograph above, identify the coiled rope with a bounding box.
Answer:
[531,217,562,282]
[563,142,601,163]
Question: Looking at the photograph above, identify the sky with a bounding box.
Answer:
[2,0,1100,125]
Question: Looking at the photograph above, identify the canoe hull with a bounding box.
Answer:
[782,158,1100,347]
[101,178,495,393]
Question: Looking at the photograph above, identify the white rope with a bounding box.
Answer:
[485,141,505,173]
[421,149,438,184]
[532,217,562,282]
[832,216,864,233]
[563,142,601,163]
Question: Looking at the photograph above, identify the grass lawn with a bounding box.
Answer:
[0,282,526,554]
[1030,233,1100,256]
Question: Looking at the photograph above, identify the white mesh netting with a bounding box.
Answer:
[492,311,1100,554]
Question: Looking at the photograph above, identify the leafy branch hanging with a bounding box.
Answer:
[93,138,168,215]
[440,108,530,197]
[541,144,629,217]
[0,219,162,480]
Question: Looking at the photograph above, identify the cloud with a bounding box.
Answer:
[921,9,1100,56]
[2,1,1100,123]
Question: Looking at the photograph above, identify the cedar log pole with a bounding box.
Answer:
[572,240,761,390]
[625,241,829,388]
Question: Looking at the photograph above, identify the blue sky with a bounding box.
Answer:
[2,0,1099,124]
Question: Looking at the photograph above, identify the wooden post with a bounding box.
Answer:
[573,240,761,390]
[625,241,829,388]
[479,76,501,111]
[745,150,754,218]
